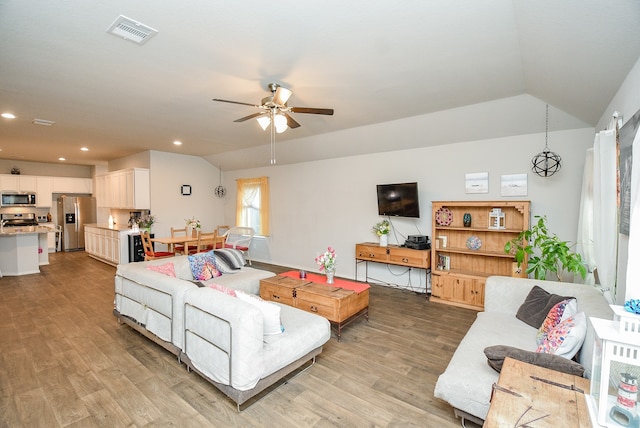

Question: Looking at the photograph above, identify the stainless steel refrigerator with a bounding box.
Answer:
[57,196,97,251]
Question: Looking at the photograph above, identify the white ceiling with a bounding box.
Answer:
[0,1,639,170]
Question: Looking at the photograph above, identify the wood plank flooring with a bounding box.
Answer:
[0,252,479,427]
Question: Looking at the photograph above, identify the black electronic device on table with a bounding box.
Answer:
[403,235,430,250]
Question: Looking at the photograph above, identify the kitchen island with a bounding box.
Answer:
[0,226,50,276]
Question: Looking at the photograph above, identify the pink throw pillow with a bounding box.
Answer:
[206,281,237,297]
[146,262,176,277]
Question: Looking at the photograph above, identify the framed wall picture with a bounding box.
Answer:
[465,172,489,194]
[501,174,527,196]
[181,185,192,196]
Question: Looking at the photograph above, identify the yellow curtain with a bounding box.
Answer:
[236,176,270,236]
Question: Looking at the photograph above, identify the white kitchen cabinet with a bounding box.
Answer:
[36,176,53,207]
[18,176,37,191]
[85,225,130,266]
[95,168,149,209]
[0,174,37,192]
[52,177,92,194]
[0,174,19,191]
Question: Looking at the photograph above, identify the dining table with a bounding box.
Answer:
[151,235,200,254]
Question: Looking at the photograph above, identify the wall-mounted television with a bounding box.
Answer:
[376,182,420,218]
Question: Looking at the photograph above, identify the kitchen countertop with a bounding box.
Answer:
[0,226,51,236]
[85,223,139,233]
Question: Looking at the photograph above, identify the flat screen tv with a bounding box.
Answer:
[376,182,420,218]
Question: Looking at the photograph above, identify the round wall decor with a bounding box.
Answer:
[435,207,453,226]
[466,235,482,250]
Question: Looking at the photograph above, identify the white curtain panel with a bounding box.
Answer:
[625,128,640,301]
[576,148,596,285]
[592,129,618,296]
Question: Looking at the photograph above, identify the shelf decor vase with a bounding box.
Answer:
[325,268,335,284]
[379,234,388,247]
[463,213,472,227]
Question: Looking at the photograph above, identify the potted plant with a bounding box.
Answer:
[372,219,391,247]
[138,214,155,232]
[504,215,587,281]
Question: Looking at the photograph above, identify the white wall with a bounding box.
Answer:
[224,127,593,292]
[148,151,224,249]
[597,56,640,303]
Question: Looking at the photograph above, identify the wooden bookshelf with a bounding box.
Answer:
[431,200,530,310]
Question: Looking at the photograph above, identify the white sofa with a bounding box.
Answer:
[433,276,613,425]
[114,253,331,408]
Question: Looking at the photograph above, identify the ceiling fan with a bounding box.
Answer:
[213,83,334,131]
[213,83,334,164]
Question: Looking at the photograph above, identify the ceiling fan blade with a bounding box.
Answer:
[233,112,266,123]
[284,113,301,129]
[273,86,293,106]
[290,107,334,115]
[212,98,260,108]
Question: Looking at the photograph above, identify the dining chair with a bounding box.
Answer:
[222,226,254,264]
[140,230,175,261]
[195,230,218,253]
[214,225,230,248]
[170,227,198,254]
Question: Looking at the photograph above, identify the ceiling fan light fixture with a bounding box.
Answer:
[274,114,288,133]
[257,116,270,131]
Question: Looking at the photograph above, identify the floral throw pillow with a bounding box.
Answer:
[146,262,176,277]
[188,251,222,281]
[536,299,577,345]
[536,312,587,359]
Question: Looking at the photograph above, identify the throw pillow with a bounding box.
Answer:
[536,312,587,359]
[188,251,222,281]
[516,285,573,328]
[146,262,176,277]
[235,291,284,335]
[202,280,237,297]
[213,249,245,272]
[536,299,578,345]
[484,345,585,376]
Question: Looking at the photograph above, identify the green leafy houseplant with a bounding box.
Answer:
[504,215,587,281]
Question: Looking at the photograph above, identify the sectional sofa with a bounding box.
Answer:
[114,250,331,409]
[434,275,612,425]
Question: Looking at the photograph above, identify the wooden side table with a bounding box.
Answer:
[484,357,591,427]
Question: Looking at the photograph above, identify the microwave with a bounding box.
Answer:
[1,192,37,207]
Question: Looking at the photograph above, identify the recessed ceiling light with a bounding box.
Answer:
[80,147,89,151]
[2,113,16,119]
[173,140,182,146]
[58,157,66,161]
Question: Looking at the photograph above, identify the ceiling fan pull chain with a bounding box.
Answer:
[270,109,276,165]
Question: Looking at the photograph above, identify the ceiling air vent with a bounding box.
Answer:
[32,118,55,126]
[106,15,158,45]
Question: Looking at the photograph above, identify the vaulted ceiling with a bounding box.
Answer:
[1,1,639,170]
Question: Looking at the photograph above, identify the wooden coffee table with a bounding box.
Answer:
[484,357,591,427]
[260,272,369,341]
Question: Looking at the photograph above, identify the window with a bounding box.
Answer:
[236,176,270,236]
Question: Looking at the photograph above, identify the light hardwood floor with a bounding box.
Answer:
[0,251,478,427]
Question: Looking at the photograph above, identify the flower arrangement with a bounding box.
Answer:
[185,216,201,229]
[372,219,391,236]
[315,246,336,273]
[138,214,155,229]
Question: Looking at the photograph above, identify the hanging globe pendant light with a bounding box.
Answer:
[214,166,226,198]
[531,104,562,177]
